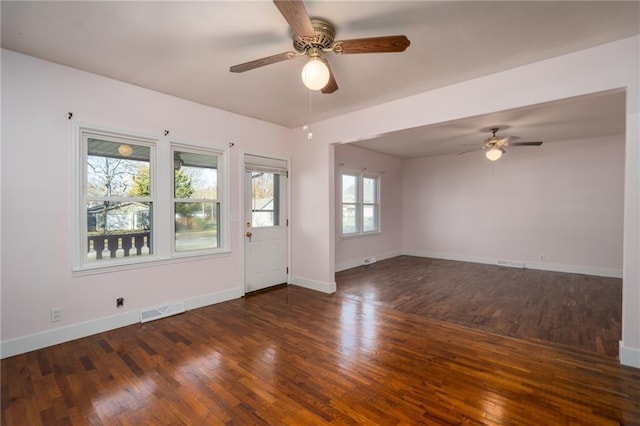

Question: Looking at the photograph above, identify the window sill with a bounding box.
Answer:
[72,249,232,277]
[340,231,381,240]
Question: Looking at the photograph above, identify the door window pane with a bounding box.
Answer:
[251,172,280,227]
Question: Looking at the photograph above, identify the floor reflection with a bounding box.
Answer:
[338,298,378,361]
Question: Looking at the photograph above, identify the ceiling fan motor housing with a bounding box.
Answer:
[484,137,499,149]
[293,18,335,52]
[483,128,504,149]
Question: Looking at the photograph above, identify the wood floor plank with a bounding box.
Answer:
[2,256,638,424]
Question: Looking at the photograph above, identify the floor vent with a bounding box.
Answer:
[363,257,377,265]
[497,260,525,269]
[140,301,186,323]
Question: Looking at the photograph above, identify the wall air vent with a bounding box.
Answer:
[140,301,186,323]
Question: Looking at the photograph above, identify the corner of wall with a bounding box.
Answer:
[335,250,402,272]
[620,340,640,369]
[291,276,336,294]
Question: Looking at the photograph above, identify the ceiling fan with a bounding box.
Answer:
[229,0,411,93]
[458,127,543,161]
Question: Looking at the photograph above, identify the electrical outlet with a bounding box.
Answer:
[116,297,124,308]
[50,307,62,322]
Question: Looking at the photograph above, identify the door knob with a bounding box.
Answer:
[246,231,252,238]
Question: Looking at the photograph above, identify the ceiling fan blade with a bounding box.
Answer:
[509,141,543,146]
[334,35,410,54]
[321,59,338,94]
[457,147,482,156]
[230,51,297,73]
[273,0,315,37]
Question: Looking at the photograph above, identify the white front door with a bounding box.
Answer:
[244,157,288,293]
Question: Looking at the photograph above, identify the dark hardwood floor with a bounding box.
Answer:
[2,256,638,425]
[336,256,622,357]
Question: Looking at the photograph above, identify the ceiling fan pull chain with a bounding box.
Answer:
[303,87,313,141]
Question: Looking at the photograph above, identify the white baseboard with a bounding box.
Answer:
[403,250,494,267]
[336,258,366,272]
[620,341,640,369]
[291,275,336,294]
[1,287,243,359]
[403,250,622,279]
[1,311,140,359]
[525,260,622,279]
[184,287,244,311]
[335,250,402,272]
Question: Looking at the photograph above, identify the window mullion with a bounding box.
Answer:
[154,140,170,257]
[86,196,152,203]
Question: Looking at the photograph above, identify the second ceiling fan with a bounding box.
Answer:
[458,127,543,161]
[229,0,410,93]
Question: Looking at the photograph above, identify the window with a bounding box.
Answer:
[83,133,154,264]
[173,149,220,252]
[341,171,379,235]
[76,126,227,272]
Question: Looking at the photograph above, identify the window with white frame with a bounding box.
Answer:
[341,171,379,235]
[82,132,154,265]
[172,148,220,252]
[76,126,227,271]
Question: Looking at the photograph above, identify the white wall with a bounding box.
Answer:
[403,135,624,277]
[334,144,403,271]
[311,36,639,367]
[0,50,294,357]
[289,138,336,293]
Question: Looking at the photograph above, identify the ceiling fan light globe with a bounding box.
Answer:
[485,147,503,161]
[301,58,330,91]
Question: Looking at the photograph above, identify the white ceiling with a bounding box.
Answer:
[2,1,638,158]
